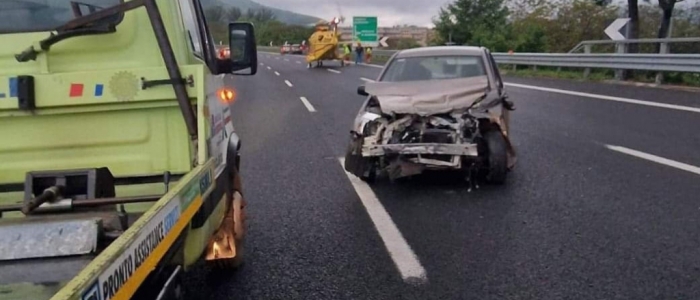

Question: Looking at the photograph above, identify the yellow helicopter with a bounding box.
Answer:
[305,17,346,68]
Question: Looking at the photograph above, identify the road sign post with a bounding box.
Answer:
[352,16,378,47]
[604,18,631,80]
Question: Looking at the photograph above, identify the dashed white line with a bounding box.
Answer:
[266,66,271,70]
[260,63,264,66]
[275,57,280,60]
[284,80,293,87]
[360,63,383,69]
[338,158,428,284]
[505,83,700,114]
[296,61,301,64]
[274,71,280,76]
[605,145,700,176]
[299,97,316,112]
[327,69,341,74]
[360,77,375,82]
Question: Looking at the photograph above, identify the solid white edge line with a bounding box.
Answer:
[266,66,271,70]
[605,145,700,176]
[338,158,428,284]
[360,77,375,82]
[327,69,341,74]
[504,82,700,114]
[274,71,280,76]
[299,97,316,112]
[284,80,293,87]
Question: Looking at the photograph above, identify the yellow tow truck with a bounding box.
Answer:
[0,0,257,299]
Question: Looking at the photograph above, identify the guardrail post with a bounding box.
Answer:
[583,44,591,79]
[614,42,626,81]
[655,41,669,85]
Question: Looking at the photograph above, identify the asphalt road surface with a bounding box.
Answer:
[184,53,700,300]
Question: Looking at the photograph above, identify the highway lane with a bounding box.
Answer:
[184,62,424,300]
[190,52,700,299]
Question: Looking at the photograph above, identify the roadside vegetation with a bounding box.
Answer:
[205,6,314,46]
[431,0,700,86]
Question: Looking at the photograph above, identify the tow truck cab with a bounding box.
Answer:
[0,1,256,299]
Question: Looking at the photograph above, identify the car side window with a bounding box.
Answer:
[177,0,203,57]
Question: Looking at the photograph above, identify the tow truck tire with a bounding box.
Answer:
[483,130,508,185]
[209,168,246,270]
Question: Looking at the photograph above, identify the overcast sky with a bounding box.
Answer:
[254,0,699,27]
[255,0,450,27]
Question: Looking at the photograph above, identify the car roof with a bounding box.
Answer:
[395,46,485,58]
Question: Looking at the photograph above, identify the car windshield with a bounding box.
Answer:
[380,55,487,82]
[0,0,122,34]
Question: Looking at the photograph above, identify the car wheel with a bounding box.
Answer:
[483,130,508,184]
[360,164,377,183]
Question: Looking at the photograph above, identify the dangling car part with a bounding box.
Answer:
[344,46,516,189]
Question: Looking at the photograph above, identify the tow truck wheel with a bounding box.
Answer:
[207,168,246,270]
[483,130,508,184]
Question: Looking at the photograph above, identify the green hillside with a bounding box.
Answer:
[201,0,324,26]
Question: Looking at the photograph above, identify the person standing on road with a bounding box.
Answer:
[355,43,364,64]
[343,44,351,62]
[365,47,372,63]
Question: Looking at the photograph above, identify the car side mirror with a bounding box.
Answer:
[357,85,368,96]
[228,22,257,75]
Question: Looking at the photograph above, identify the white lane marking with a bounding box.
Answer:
[266,66,271,70]
[505,83,700,114]
[338,158,428,284]
[284,80,293,87]
[260,63,264,66]
[275,57,280,60]
[327,69,342,74]
[360,77,375,82]
[360,63,383,69]
[296,61,301,64]
[274,71,280,76]
[284,58,290,62]
[605,145,700,176]
[299,97,316,112]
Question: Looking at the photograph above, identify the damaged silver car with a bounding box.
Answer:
[344,46,516,187]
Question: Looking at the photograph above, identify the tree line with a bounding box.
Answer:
[205,6,315,46]
[431,0,700,54]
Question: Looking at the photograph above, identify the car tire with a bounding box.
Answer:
[360,165,377,183]
[483,130,508,185]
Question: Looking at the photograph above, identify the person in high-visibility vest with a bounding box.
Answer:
[365,47,372,63]
[343,44,351,62]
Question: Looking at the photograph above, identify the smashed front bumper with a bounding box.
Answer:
[361,142,478,157]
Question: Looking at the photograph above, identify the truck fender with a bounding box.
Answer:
[224,131,241,174]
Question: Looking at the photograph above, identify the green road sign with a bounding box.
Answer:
[352,16,378,46]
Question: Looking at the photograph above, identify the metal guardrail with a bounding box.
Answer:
[359,49,700,73]
[258,46,700,74]
[492,53,700,73]
[568,37,700,53]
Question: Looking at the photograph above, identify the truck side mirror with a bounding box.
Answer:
[357,85,368,96]
[228,22,257,75]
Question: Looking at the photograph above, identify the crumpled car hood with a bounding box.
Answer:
[365,76,489,116]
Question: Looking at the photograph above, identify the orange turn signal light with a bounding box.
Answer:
[217,88,236,104]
